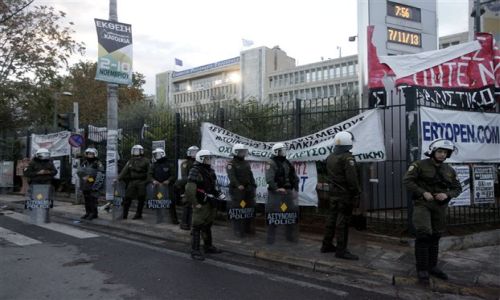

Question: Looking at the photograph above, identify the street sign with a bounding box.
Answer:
[68,134,84,147]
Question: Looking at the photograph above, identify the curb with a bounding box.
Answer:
[406,229,500,251]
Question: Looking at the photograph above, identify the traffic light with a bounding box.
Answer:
[57,113,75,131]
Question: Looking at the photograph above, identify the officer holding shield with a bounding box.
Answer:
[24,148,57,185]
[227,143,257,237]
[265,143,299,244]
[77,147,104,220]
[150,148,178,224]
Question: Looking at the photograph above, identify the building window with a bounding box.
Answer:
[342,65,347,77]
[311,70,316,82]
[335,65,341,77]
[323,68,328,80]
[306,71,311,83]
[317,69,322,81]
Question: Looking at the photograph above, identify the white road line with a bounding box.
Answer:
[0,226,42,246]
[4,211,99,239]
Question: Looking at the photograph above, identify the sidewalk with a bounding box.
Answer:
[1,194,499,299]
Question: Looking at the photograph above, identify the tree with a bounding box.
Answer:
[57,61,147,126]
[0,0,84,129]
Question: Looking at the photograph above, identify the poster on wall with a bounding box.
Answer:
[94,19,133,85]
[472,165,495,204]
[449,165,471,206]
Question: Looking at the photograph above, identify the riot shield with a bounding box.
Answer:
[146,183,172,224]
[228,187,256,237]
[25,184,53,224]
[112,181,126,221]
[265,190,299,245]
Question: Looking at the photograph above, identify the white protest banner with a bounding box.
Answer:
[105,150,117,201]
[31,131,71,158]
[201,109,386,162]
[449,165,471,206]
[420,107,500,162]
[0,161,14,187]
[472,165,495,204]
[212,158,318,206]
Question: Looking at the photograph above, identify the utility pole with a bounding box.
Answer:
[474,0,481,34]
[105,0,119,202]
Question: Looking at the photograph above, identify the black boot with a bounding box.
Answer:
[133,198,145,219]
[203,225,222,254]
[180,205,192,230]
[335,223,358,260]
[122,198,131,219]
[87,196,98,220]
[415,235,431,285]
[191,227,204,261]
[429,234,448,280]
[169,203,179,225]
[320,242,337,253]
[81,196,90,219]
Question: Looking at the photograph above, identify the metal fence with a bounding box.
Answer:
[1,94,499,232]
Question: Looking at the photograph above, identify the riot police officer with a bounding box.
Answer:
[150,148,178,224]
[118,145,151,220]
[320,132,360,260]
[175,145,199,230]
[24,148,58,185]
[404,139,462,285]
[227,143,257,237]
[77,148,104,220]
[185,150,225,261]
[265,143,299,244]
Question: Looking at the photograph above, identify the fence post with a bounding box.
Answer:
[217,107,225,128]
[26,130,31,158]
[405,89,419,235]
[294,98,302,138]
[174,112,181,170]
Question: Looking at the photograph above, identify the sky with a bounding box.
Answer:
[35,0,470,95]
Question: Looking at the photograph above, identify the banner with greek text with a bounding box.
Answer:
[419,107,500,162]
[30,131,71,158]
[472,165,496,204]
[95,19,133,85]
[201,109,386,162]
[212,158,318,206]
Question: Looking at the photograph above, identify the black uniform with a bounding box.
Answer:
[118,156,151,219]
[227,156,257,237]
[175,157,195,229]
[77,158,104,219]
[265,156,300,244]
[150,157,178,224]
[24,158,57,185]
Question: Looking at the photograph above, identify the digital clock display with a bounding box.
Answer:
[387,1,421,22]
[387,27,422,47]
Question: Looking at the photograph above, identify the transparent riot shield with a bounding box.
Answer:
[146,183,172,224]
[112,181,126,221]
[26,184,53,224]
[265,190,299,245]
[228,187,256,238]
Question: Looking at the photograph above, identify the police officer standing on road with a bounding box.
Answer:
[320,132,360,260]
[150,148,178,224]
[185,150,225,261]
[175,145,199,230]
[227,143,257,237]
[24,148,58,185]
[404,139,462,285]
[77,147,104,220]
[118,145,151,220]
[265,143,299,244]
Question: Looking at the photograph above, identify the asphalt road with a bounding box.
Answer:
[0,210,394,300]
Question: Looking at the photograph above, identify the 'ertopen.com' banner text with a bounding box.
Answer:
[95,19,133,85]
[201,109,386,162]
[420,107,500,162]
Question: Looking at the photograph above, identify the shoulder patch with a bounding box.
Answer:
[266,164,271,170]
[348,160,355,166]
[181,162,187,168]
[408,165,415,172]
[227,164,232,170]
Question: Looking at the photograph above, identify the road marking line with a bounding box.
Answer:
[0,226,42,246]
[4,211,99,239]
